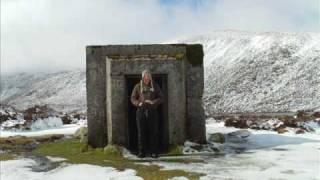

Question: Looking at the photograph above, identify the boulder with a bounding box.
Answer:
[61,115,72,124]
[227,129,251,138]
[312,112,320,118]
[275,127,288,134]
[208,133,225,144]
[227,130,251,143]
[295,129,305,134]
[225,118,249,128]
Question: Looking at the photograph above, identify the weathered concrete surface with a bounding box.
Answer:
[86,47,108,148]
[86,44,206,148]
[185,63,206,143]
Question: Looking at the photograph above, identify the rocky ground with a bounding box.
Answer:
[0,104,86,131]
[211,110,320,135]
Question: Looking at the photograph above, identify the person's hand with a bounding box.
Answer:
[138,102,143,106]
[144,100,154,105]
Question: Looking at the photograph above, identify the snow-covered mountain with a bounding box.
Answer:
[0,70,86,113]
[1,31,319,114]
[175,30,320,114]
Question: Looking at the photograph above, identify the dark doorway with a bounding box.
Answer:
[126,74,169,154]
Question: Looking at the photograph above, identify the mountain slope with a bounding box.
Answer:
[0,70,86,113]
[1,31,319,114]
[175,31,320,114]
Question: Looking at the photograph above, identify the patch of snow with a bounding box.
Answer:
[254,118,283,130]
[149,120,320,180]
[0,124,83,137]
[46,156,67,163]
[297,120,320,133]
[122,147,137,159]
[0,158,142,180]
[169,177,189,180]
[1,119,26,129]
[75,119,87,126]
[30,117,63,131]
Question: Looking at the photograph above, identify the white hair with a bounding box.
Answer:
[140,69,154,93]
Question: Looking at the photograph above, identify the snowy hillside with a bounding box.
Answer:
[1,31,319,114]
[175,30,320,114]
[0,70,86,113]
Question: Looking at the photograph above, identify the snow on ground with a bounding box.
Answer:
[1,119,319,179]
[0,116,86,137]
[0,124,82,137]
[29,117,63,131]
[150,119,320,180]
[0,158,142,180]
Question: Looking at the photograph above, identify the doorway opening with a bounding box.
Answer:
[126,74,169,154]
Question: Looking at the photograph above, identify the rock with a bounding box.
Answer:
[297,121,318,132]
[61,115,72,124]
[72,113,84,120]
[23,105,56,121]
[276,127,288,134]
[227,130,251,138]
[227,130,250,143]
[296,110,307,118]
[208,133,225,143]
[282,118,298,128]
[225,118,249,128]
[313,112,320,118]
[0,113,15,124]
[295,129,305,134]
[258,119,283,130]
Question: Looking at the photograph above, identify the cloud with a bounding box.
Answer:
[1,0,319,73]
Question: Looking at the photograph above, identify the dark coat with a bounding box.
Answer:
[130,80,164,108]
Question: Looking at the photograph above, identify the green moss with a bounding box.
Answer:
[166,145,184,156]
[86,46,105,55]
[34,139,204,180]
[108,55,121,59]
[175,53,185,60]
[186,44,204,66]
[104,144,122,157]
[0,153,15,161]
[79,143,94,153]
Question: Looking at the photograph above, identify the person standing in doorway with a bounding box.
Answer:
[130,69,164,158]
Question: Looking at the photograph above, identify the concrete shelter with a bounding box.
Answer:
[86,44,206,152]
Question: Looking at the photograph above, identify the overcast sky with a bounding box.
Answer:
[1,0,319,74]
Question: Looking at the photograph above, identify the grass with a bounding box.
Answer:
[0,153,16,161]
[0,134,64,152]
[166,145,184,156]
[0,136,35,152]
[33,139,204,180]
